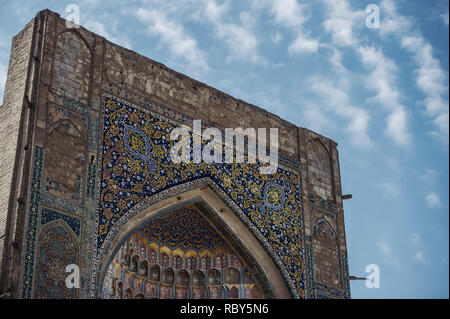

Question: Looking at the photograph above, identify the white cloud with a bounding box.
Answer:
[377,239,402,270]
[83,20,132,49]
[377,181,401,198]
[218,23,261,63]
[288,34,319,54]
[412,250,426,265]
[8,2,35,24]
[78,0,102,8]
[217,76,289,118]
[401,35,449,142]
[239,11,257,29]
[379,0,413,37]
[135,8,209,72]
[309,79,372,147]
[326,46,346,74]
[323,17,356,48]
[431,113,449,141]
[301,103,336,133]
[410,235,429,266]
[377,0,449,144]
[377,240,392,255]
[264,0,320,54]
[321,0,410,146]
[271,32,283,45]
[426,192,442,208]
[401,37,447,114]
[358,45,410,145]
[385,108,409,146]
[441,11,449,26]
[202,0,264,63]
[203,0,227,22]
[270,0,305,28]
[321,0,365,48]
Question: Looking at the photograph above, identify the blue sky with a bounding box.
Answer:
[0,0,448,298]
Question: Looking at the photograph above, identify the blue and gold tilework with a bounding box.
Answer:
[136,205,230,250]
[99,95,306,297]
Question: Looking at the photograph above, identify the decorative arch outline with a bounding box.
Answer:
[311,217,342,288]
[306,137,336,202]
[93,178,293,298]
[51,28,94,103]
[33,219,81,298]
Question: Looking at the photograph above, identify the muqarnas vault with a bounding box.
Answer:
[0,10,351,299]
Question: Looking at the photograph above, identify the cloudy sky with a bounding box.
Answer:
[0,0,448,298]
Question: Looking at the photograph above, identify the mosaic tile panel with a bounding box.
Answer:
[105,82,301,170]
[305,243,315,299]
[22,96,101,299]
[98,95,306,297]
[136,206,230,250]
[40,207,81,239]
[87,164,97,199]
[22,146,44,299]
[34,225,79,299]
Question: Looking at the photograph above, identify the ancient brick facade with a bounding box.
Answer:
[0,10,350,299]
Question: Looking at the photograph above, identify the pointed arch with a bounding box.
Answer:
[311,218,341,288]
[307,137,331,158]
[54,29,93,55]
[307,138,335,201]
[94,181,293,298]
[33,219,80,298]
[51,29,93,104]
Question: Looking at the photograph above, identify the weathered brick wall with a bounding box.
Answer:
[1,10,350,299]
[298,128,350,298]
[51,31,91,104]
[0,18,35,290]
[100,41,300,158]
